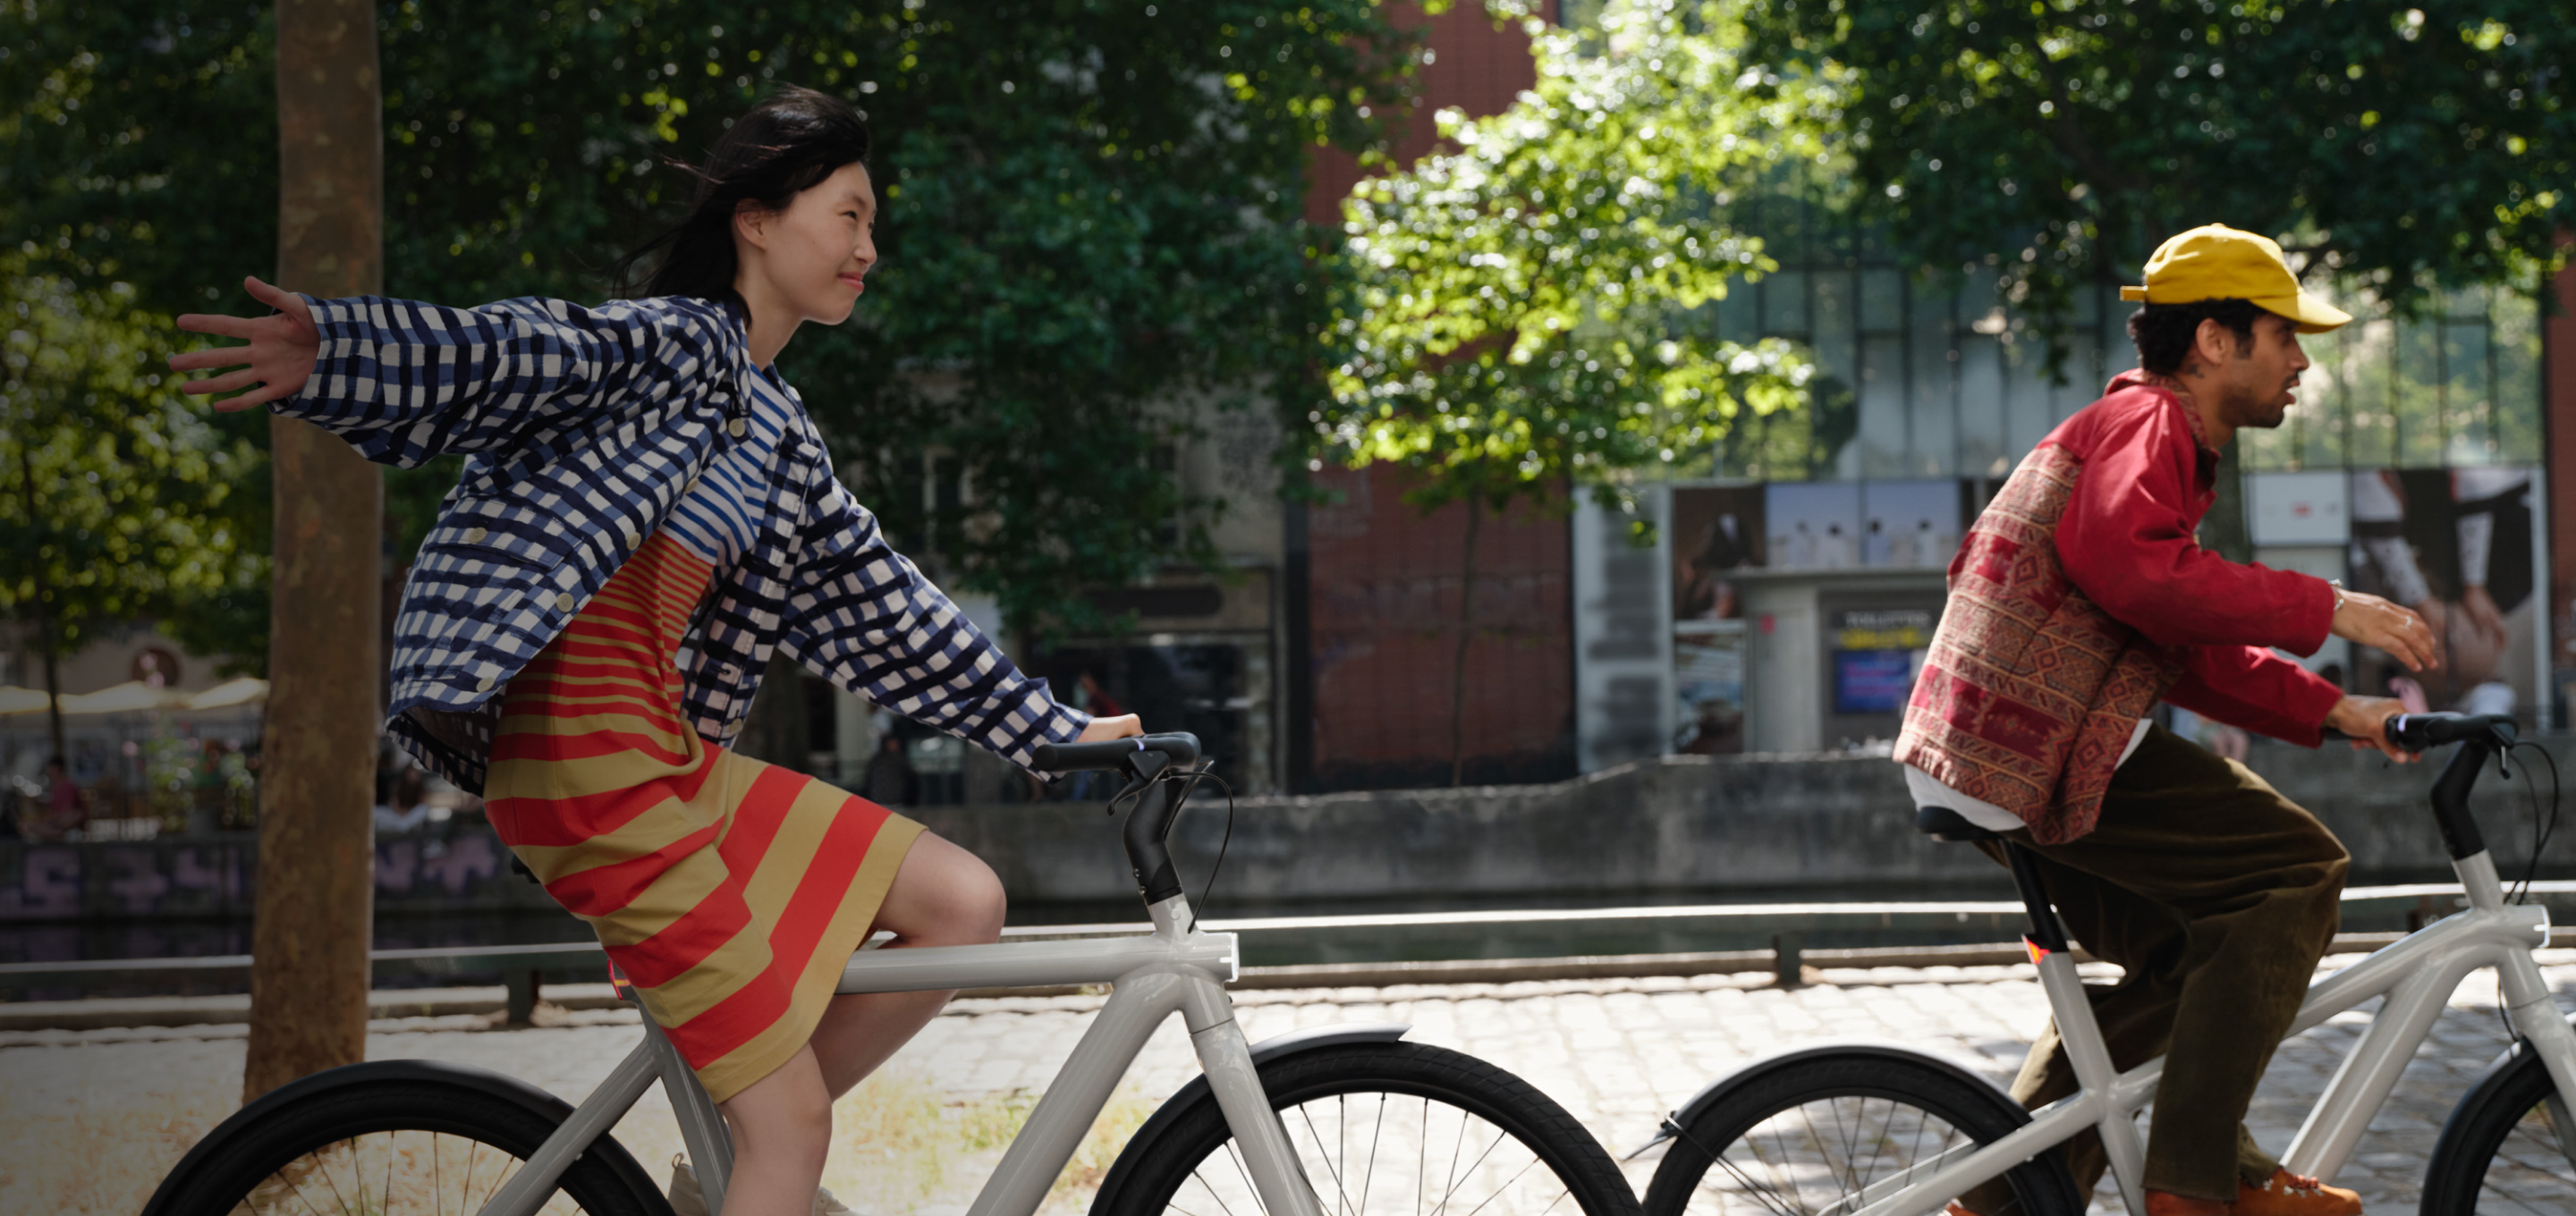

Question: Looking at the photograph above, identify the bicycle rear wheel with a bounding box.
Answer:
[142,1060,669,1216]
[1094,1041,1637,1216]
[2423,1039,2576,1214]
[1642,1050,2082,1216]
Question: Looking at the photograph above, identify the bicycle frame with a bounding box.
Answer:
[1832,847,2576,1216]
[471,892,1328,1216]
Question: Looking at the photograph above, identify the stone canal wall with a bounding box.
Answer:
[7,737,2569,923]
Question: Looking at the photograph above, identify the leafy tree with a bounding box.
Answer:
[1,0,1419,655]
[1313,0,1825,783]
[1739,0,2575,348]
[0,256,261,759]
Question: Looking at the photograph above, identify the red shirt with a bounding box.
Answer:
[1894,371,2342,842]
[2052,374,2343,740]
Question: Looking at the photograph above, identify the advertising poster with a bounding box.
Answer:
[1860,480,1962,570]
[1667,486,1761,754]
[1831,607,1936,714]
[2344,467,2539,719]
[1765,482,1864,571]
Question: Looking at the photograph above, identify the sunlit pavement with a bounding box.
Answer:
[7,950,2573,1215]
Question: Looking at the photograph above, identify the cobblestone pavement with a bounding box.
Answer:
[7,950,2574,1215]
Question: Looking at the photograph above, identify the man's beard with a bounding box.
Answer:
[2224,377,2293,430]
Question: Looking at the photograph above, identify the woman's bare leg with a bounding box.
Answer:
[805,831,1006,1098]
[716,1044,834,1216]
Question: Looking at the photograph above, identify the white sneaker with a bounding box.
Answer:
[668,1157,856,1216]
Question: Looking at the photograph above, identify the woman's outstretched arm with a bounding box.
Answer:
[168,275,742,468]
[779,478,1138,766]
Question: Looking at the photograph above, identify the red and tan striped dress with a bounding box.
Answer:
[483,528,922,1102]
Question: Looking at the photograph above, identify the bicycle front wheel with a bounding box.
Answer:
[1094,1040,1637,1216]
[142,1062,669,1216]
[2423,1037,2576,1213]
[1642,1050,2082,1216]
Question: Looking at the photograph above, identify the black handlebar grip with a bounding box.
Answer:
[1031,731,1203,773]
[2387,712,2516,753]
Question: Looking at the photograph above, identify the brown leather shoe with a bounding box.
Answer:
[2233,1168,2360,1216]
[2143,1190,2231,1216]
[1943,1204,1980,1216]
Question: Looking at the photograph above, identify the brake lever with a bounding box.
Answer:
[1104,773,1150,815]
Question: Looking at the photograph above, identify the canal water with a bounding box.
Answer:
[3,875,2544,1003]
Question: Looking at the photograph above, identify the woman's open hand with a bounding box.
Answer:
[169,276,320,411]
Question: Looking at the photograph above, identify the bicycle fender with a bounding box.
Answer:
[137,1058,631,1216]
[1633,1039,2022,1159]
[1091,1022,1411,1214]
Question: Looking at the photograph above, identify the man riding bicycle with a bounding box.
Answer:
[1894,224,2439,1216]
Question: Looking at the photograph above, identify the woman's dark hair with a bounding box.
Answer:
[2126,298,2267,376]
[613,86,872,303]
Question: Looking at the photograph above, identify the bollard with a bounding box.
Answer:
[504,969,541,1026]
[1771,933,1803,986]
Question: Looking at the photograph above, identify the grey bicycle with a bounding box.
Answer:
[1636,711,2576,1216]
[141,733,1638,1216]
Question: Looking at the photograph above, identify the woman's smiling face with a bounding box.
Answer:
[737,160,877,326]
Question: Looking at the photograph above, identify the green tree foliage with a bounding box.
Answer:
[1312,0,1826,781]
[1317,0,1822,511]
[1741,0,2573,341]
[1,0,1418,650]
[0,257,261,756]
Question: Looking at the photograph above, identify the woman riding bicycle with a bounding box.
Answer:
[170,86,1143,1216]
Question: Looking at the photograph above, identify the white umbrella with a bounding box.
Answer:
[182,678,269,711]
[54,681,193,715]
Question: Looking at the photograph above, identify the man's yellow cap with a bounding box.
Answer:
[2119,224,2351,334]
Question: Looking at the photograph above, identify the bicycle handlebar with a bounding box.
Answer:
[2386,712,2517,752]
[1031,731,1202,773]
[2320,712,2521,861]
[1031,731,1206,904]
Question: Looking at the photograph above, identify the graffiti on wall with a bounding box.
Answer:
[0,828,540,922]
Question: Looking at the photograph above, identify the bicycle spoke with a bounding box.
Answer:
[1359,1093,1388,1216]
[1224,1136,1272,1216]
[1697,1139,1803,1216]
[1454,1148,1552,1216]
[1184,1165,1243,1216]
[1301,1102,1360,1216]
[1436,1095,1470,1216]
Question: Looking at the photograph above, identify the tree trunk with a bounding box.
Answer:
[16,446,63,763]
[39,646,63,765]
[1448,496,1484,788]
[244,0,384,1103]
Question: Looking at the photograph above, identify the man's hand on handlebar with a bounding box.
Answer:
[1074,714,1143,744]
[2324,695,2416,764]
[2329,587,2439,673]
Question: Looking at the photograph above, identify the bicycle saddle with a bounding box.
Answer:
[1915,805,1999,843]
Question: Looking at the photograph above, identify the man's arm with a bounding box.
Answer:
[2164,646,2344,746]
[2055,403,2335,652]
[2055,400,2436,671]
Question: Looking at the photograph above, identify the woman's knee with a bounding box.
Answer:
[723,1057,835,1164]
[885,832,1006,944]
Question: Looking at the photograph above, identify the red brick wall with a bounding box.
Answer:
[1305,465,1573,787]
[1294,5,1568,789]
[1303,4,1545,225]
[2547,252,2576,702]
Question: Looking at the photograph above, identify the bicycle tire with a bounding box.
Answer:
[1092,1040,1639,1216]
[143,1065,670,1216]
[1642,1051,2083,1216]
[2422,1036,2576,1214]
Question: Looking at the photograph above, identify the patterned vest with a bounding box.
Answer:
[1893,383,2212,843]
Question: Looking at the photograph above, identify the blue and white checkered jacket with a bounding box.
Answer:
[278,292,1090,794]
